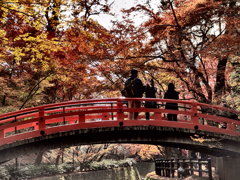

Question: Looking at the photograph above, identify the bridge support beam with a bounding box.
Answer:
[216,157,240,180]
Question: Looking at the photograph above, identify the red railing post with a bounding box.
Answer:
[38,108,45,133]
[0,129,4,139]
[78,114,85,124]
[191,104,199,125]
[102,113,109,120]
[117,100,125,121]
[154,104,162,121]
[33,122,39,130]
[228,122,236,132]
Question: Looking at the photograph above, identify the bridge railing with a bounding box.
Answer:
[0,98,239,147]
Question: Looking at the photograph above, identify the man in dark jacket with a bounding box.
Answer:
[145,79,157,120]
[124,69,145,119]
[164,83,179,121]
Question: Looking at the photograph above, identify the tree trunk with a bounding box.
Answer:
[213,1,238,102]
[2,94,6,106]
[55,148,64,166]
[35,151,44,165]
[214,57,228,102]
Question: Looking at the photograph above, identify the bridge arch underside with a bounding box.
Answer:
[1,126,240,163]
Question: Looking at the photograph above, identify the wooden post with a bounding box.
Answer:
[102,113,109,120]
[160,160,163,176]
[111,103,114,120]
[228,122,236,132]
[78,114,85,124]
[154,111,162,121]
[177,159,180,178]
[155,159,160,176]
[208,158,213,180]
[191,104,199,125]
[190,159,194,175]
[33,122,39,131]
[170,159,175,178]
[38,109,45,132]
[198,159,202,177]
[0,129,4,139]
[183,159,186,175]
[163,160,166,177]
[117,100,124,121]
[14,116,17,134]
[166,160,170,177]
[63,107,66,124]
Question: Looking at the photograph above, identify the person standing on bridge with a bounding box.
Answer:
[145,79,157,120]
[164,83,179,121]
[122,69,145,120]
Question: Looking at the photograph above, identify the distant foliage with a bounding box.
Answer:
[224,56,240,111]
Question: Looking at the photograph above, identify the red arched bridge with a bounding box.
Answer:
[0,98,240,162]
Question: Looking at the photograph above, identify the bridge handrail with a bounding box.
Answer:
[0,98,238,119]
[0,98,239,147]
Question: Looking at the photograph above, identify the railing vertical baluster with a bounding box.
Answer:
[78,114,85,124]
[38,108,45,134]
[160,160,163,176]
[34,122,39,130]
[162,160,165,176]
[154,111,162,121]
[198,159,202,177]
[102,113,108,120]
[117,100,124,121]
[177,159,180,178]
[182,159,187,176]
[163,160,166,177]
[153,100,161,121]
[63,107,66,124]
[166,160,169,177]
[228,122,236,132]
[190,159,194,175]
[156,160,159,176]
[208,158,212,180]
[191,104,199,125]
[111,103,114,120]
[14,116,17,134]
[170,159,174,177]
[0,129,4,139]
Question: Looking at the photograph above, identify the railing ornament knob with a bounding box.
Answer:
[119,122,124,127]
[40,130,45,136]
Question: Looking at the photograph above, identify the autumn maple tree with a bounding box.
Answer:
[0,0,114,112]
[0,0,239,109]
[108,0,239,107]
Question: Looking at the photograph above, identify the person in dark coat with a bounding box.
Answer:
[124,69,145,119]
[145,79,157,120]
[164,83,179,121]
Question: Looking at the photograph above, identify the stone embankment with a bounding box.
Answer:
[34,166,141,180]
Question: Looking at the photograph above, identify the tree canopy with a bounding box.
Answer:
[0,0,239,113]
